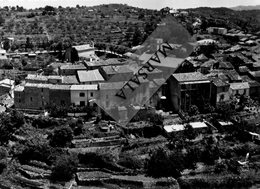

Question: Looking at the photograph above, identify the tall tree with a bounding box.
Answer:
[132,27,143,46]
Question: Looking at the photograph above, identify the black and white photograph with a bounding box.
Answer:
[0,0,259,188]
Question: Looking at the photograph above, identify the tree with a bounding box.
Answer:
[3,40,10,51]
[188,105,199,116]
[132,27,143,46]
[146,148,182,178]
[118,153,143,170]
[50,126,73,147]
[51,153,78,181]
[184,124,197,140]
[0,111,24,144]
[71,47,79,63]
[0,15,5,26]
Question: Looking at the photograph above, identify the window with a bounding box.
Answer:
[220,94,224,101]
[90,92,94,97]
[18,99,21,103]
[79,92,85,97]
[191,84,197,89]
[181,85,186,90]
[80,101,85,106]
[30,97,33,102]
[106,101,109,108]
[41,88,43,92]
[61,100,65,105]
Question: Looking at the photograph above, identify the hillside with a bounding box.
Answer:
[231,5,260,11]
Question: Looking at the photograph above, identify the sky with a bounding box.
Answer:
[0,0,259,10]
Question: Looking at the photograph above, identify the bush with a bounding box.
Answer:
[51,153,78,181]
[68,118,84,136]
[146,148,182,178]
[47,105,68,118]
[0,161,7,174]
[17,140,60,165]
[50,126,73,147]
[0,147,8,160]
[214,161,228,174]
[78,150,121,171]
[32,116,61,129]
[130,111,164,125]
[118,153,143,170]
[0,111,25,144]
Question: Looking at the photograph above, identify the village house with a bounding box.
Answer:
[99,65,133,82]
[169,72,211,112]
[84,59,125,70]
[98,78,150,111]
[70,84,98,107]
[241,75,260,98]
[49,85,71,107]
[59,63,87,75]
[209,77,230,106]
[0,49,8,60]
[77,69,105,84]
[200,59,217,74]
[207,27,227,35]
[14,83,51,110]
[0,78,15,96]
[164,121,209,135]
[73,43,99,62]
[25,74,79,85]
[248,71,260,83]
[229,82,250,97]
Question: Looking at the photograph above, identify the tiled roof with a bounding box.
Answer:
[230,82,250,90]
[14,85,24,92]
[140,53,184,69]
[172,72,209,82]
[241,75,260,87]
[70,84,98,91]
[60,63,86,70]
[25,83,52,88]
[238,66,249,73]
[249,71,260,78]
[218,61,234,69]
[201,59,216,68]
[73,44,95,52]
[102,65,133,75]
[0,79,14,86]
[77,69,105,83]
[224,70,242,81]
[49,85,71,90]
[211,77,230,87]
[26,74,79,84]
[85,59,125,67]
[99,82,125,90]
[26,74,48,81]
[62,76,79,84]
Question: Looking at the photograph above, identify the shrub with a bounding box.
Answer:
[50,126,73,147]
[78,150,121,171]
[51,153,78,181]
[32,116,61,129]
[0,160,7,174]
[130,111,164,125]
[0,147,8,160]
[118,153,143,170]
[214,161,228,174]
[146,148,182,178]
[17,140,58,165]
